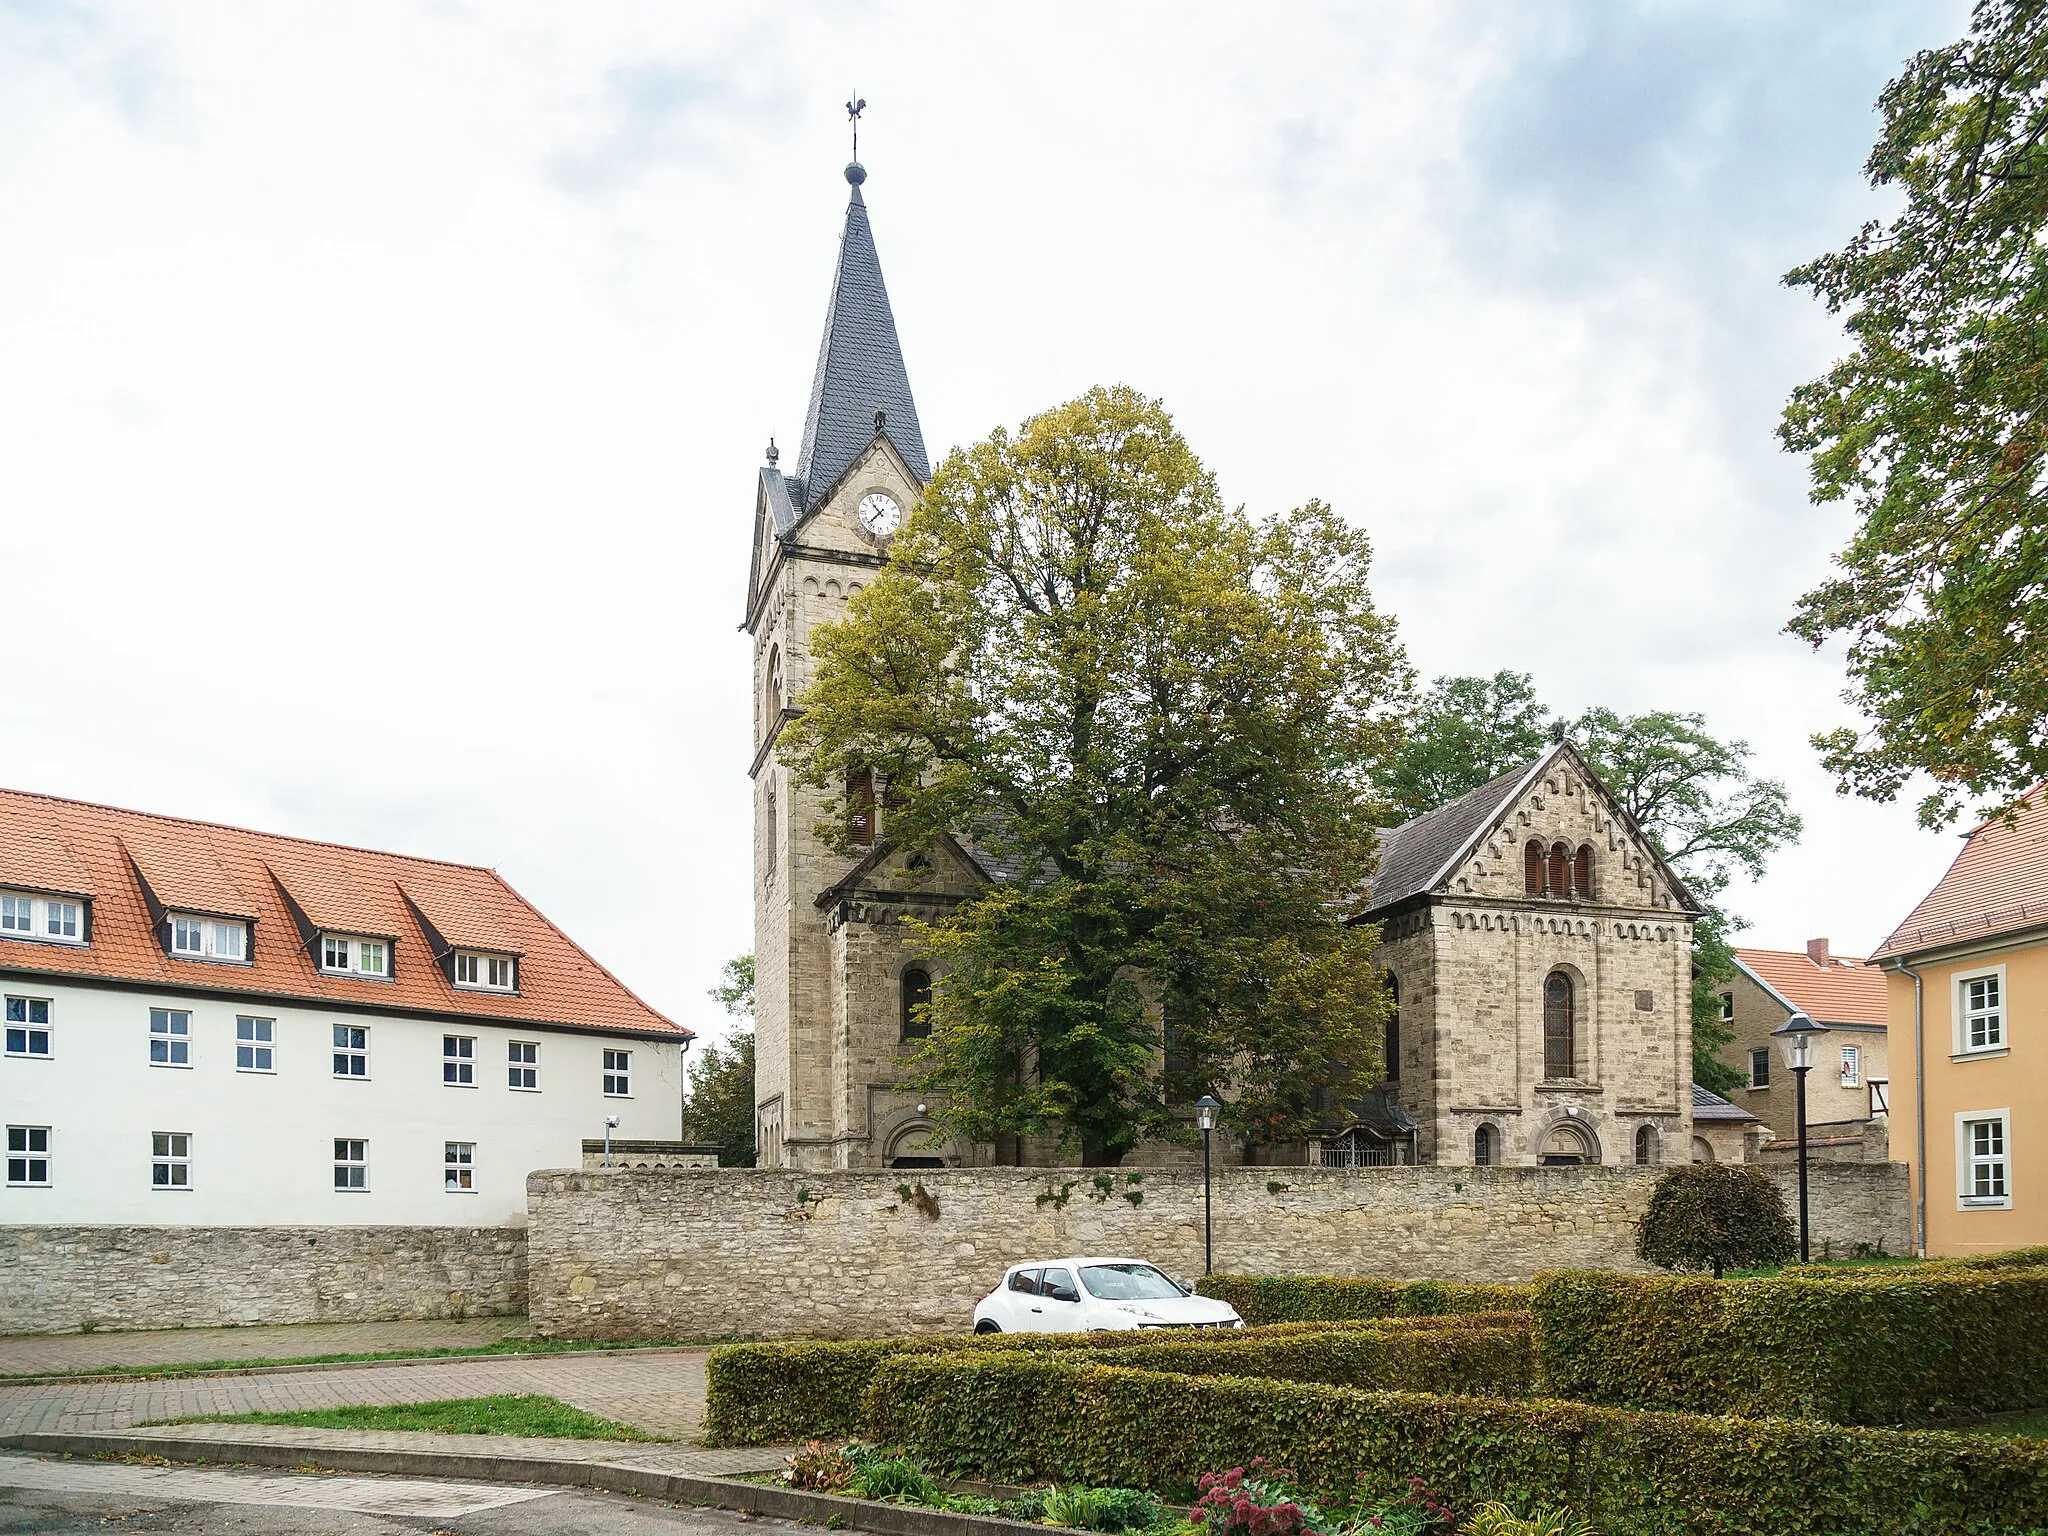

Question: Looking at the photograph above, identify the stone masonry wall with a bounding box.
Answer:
[526,1162,1910,1340]
[0,1226,526,1336]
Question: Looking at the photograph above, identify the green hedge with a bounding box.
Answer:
[1533,1268,2048,1424]
[1083,1321,1532,1397]
[704,1314,1529,1445]
[1197,1273,1533,1324]
[1782,1247,2048,1279]
[865,1352,2048,1536]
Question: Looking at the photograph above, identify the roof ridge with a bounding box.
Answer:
[0,785,499,876]
[483,867,681,1034]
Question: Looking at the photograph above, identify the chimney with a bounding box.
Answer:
[1806,937,1830,967]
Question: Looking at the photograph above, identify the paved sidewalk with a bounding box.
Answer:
[0,1347,712,1441]
[0,1316,524,1377]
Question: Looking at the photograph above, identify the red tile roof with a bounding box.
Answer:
[1733,945,1888,1027]
[1873,787,2048,961]
[0,787,685,1039]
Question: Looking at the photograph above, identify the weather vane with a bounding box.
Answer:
[847,94,866,162]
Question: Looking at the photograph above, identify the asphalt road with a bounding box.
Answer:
[0,1453,801,1535]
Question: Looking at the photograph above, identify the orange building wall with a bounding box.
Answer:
[1891,938,2048,1256]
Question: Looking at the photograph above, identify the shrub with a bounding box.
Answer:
[1460,1505,1593,1536]
[1084,1322,1533,1398]
[1192,1461,1323,1536]
[706,1316,1523,1445]
[1043,1483,1163,1532]
[1198,1275,1534,1325]
[1781,1245,2048,1280]
[864,1352,2048,1535]
[1635,1164,1795,1279]
[782,1439,860,1492]
[1531,1267,2048,1424]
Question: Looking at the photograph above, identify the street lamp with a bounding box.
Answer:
[1771,1010,1831,1262]
[602,1114,620,1168]
[1195,1095,1221,1275]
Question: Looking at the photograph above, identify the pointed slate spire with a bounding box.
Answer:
[793,162,930,510]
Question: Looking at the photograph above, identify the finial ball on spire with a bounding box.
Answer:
[845,162,867,186]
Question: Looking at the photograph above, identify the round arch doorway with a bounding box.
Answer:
[1539,1121,1596,1166]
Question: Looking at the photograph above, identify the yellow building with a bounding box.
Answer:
[1872,788,2048,1256]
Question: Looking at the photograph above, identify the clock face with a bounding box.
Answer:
[857,492,901,536]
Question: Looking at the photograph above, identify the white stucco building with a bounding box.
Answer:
[0,788,690,1228]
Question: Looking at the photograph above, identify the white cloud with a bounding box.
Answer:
[0,0,1982,1058]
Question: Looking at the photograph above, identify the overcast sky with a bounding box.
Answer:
[0,1,1974,1051]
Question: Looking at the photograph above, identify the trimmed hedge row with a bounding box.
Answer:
[1083,1321,1532,1397]
[1197,1273,1533,1324]
[704,1314,1529,1445]
[865,1352,2048,1536]
[1533,1267,2048,1424]
[1782,1247,2048,1279]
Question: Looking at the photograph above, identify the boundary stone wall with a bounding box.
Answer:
[0,1226,526,1336]
[526,1162,1910,1340]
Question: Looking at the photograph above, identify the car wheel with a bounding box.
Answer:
[974,1319,1001,1334]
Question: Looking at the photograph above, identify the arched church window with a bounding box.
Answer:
[1543,971,1575,1079]
[765,644,782,728]
[901,967,933,1041]
[1547,843,1570,899]
[847,767,876,846]
[1383,973,1400,1082]
[765,779,778,877]
[1634,1124,1657,1165]
[1524,841,1545,895]
[1573,844,1593,899]
[1474,1124,1494,1166]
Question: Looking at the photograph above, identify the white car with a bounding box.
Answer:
[971,1256,1245,1333]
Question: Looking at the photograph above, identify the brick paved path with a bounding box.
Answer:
[0,1317,523,1377]
[0,1348,713,1442]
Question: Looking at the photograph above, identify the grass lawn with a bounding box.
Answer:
[0,1336,716,1384]
[1950,1410,2048,1439]
[149,1393,659,1441]
[1726,1255,1927,1279]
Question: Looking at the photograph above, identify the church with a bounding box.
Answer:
[746,157,1703,1173]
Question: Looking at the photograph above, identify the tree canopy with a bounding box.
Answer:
[1376,674,1801,1094]
[687,953,757,1168]
[779,385,1410,1164]
[1637,1163,1797,1280]
[1782,0,2048,827]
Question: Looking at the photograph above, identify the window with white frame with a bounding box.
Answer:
[443,1034,474,1086]
[170,915,247,963]
[149,1008,191,1067]
[5,997,51,1058]
[1840,1045,1861,1088]
[6,1127,49,1186]
[235,1016,274,1071]
[508,1040,538,1090]
[444,1141,475,1191]
[320,935,390,979]
[1959,1112,2011,1207]
[0,890,85,946]
[1958,968,2005,1053]
[1719,992,1734,1023]
[151,1132,191,1190]
[332,1024,368,1078]
[333,1138,367,1190]
[452,951,516,992]
[603,1048,630,1097]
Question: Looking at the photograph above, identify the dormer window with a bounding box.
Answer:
[452,950,517,992]
[0,890,86,946]
[170,915,248,964]
[320,935,390,979]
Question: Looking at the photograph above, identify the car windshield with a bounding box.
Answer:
[1079,1263,1183,1301]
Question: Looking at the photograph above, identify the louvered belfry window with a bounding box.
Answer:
[848,767,876,846]
[1524,841,1545,894]
[1547,843,1570,898]
[1573,844,1593,899]
[1543,971,1575,1079]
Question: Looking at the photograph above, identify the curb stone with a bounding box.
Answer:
[0,1432,1050,1536]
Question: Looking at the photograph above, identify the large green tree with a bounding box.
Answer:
[687,953,757,1168]
[1782,0,2048,827]
[780,386,1410,1164]
[1374,670,1553,821]
[1379,679,1800,1095]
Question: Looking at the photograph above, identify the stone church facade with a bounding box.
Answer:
[747,161,1699,1171]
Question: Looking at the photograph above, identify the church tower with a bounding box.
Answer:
[746,156,985,1171]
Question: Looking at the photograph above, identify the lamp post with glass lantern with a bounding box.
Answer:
[1195,1096,1221,1274]
[1771,1010,1831,1262]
